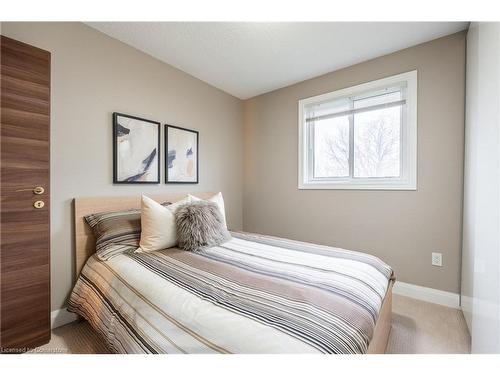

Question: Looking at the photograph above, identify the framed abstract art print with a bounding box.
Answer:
[165,124,199,184]
[113,112,160,184]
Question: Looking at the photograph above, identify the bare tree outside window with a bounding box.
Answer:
[313,116,349,177]
[354,106,400,177]
[313,106,401,179]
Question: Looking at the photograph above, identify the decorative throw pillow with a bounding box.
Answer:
[136,195,192,253]
[175,201,232,252]
[85,201,171,260]
[167,195,194,214]
[85,208,142,261]
[188,192,227,229]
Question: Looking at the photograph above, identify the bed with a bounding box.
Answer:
[69,193,394,354]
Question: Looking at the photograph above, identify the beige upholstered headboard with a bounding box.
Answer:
[74,192,214,278]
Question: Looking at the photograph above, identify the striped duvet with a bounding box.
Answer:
[68,232,393,354]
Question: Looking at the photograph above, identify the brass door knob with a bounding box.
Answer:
[34,200,45,209]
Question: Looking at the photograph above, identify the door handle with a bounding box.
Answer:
[15,186,45,195]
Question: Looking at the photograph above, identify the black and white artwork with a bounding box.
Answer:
[165,125,199,184]
[113,112,160,184]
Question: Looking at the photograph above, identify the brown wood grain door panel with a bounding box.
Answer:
[1,35,51,352]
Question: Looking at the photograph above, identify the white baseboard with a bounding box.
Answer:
[392,281,460,308]
[51,308,78,329]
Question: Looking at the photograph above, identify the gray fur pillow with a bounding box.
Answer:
[175,201,231,252]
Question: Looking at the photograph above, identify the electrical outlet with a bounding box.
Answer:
[432,252,443,267]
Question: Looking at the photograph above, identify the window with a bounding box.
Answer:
[298,71,417,190]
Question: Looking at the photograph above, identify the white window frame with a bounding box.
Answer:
[298,70,417,190]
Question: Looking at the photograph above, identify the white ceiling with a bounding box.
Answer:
[86,22,468,99]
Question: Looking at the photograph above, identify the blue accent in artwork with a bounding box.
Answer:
[116,123,130,136]
[124,148,157,182]
[167,150,176,169]
[186,147,193,157]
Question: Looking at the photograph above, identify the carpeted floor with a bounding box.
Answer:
[29,294,471,354]
[387,295,470,354]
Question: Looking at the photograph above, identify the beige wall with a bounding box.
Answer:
[243,32,466,293]
[1,22,244,311]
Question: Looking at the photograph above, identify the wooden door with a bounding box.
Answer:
[1,35,51,351]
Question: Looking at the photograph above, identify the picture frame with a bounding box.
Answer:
[113,112,160,184]
[165,124,199,184]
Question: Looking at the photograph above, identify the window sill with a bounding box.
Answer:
[298,181,417,190]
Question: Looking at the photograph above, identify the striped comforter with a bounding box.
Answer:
[68,232,393,354]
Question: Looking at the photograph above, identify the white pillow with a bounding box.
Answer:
[136,195,191,253]
[188,192,227,229]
